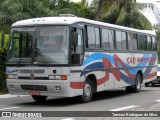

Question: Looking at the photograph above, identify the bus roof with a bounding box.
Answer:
[12,16,156,36]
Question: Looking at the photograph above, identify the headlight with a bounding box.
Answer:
[6,74,18,79]
[49,75,61,80]
[49,75,67,80]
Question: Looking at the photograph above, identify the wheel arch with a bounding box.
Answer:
[86,74,97,93]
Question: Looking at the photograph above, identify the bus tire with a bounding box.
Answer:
[126,73,142,93]
[133,73,142,93]
[80,78,93,103]
[32,95,47,102]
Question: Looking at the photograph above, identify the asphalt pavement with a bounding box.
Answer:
[0,84,160,120]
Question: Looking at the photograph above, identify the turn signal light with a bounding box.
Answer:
[61,75,67,80]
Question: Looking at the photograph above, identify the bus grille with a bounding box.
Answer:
[21,69,45,74]
[21,85,47,91]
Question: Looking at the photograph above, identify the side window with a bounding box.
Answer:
[133,33,137,50]
[137,34,147,50]
[75,29,83,53]
[116,31,122,50]
[116,31,127,50]
[102,28,114,50]
[95,27,100,48]
[122,32,126,50]
[128,32,137,51]
[108,30,114,50]
[152,37,157,51]
[87,26,95,48]
[87,26,100,49]
[147,36,152,51]
[102,28,109,50]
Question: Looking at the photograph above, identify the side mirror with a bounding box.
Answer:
[73,32,78,46]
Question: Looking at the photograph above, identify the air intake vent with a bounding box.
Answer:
[21,69,44,74]
[21,85,47,91]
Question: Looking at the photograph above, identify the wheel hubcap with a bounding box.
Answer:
[84,83,91,98]
[137,76,141,90]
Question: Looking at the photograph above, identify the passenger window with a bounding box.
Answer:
[87,26,95,48]
[102,29,109,50]
[116,31,122,50]
[122,32,126,50]
[147,36,152,51]
[87,26,100,49]
[95,27,100,48]
[152,37,157,51]
[116,31,127,50]
[108,30,114,50]
[128,32,137,51]
[75,29,83,53]
[137,34,147,50]
[133,34,137,50]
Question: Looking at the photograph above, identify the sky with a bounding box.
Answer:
[137,0,160,24]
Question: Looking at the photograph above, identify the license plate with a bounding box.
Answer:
[30,91,40,96]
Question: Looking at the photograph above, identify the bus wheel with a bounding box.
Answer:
[133,73,142,93]
[126,74,142,93]
[32,95,47,102]
[80,79,93,103]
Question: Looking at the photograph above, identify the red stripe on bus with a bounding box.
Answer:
[146,72,157,79]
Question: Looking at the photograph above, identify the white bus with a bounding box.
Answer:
[6,15,157,102]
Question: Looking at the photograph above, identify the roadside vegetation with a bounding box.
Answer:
[0,0,158,93]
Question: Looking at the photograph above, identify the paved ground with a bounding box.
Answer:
[0,84,160,120]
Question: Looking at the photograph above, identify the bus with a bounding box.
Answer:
[6,15,157,102]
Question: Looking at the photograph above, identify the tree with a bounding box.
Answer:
[91,0,152,30]
[0,0,51,33]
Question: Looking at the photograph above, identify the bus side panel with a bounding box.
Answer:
[81,52,135,92]
[81,52,157,92]
[109,52,135,88]
[134,52,157,83]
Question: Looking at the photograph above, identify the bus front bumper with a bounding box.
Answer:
[7,79,75,97]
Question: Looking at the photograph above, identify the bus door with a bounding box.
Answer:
[70,27,84,92]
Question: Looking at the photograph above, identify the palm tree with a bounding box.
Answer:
[91,0,152,30]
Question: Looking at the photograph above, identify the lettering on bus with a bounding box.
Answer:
[127,56,156,64]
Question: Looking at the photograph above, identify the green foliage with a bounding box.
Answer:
[0,33,8,93]
[91,0,152,30]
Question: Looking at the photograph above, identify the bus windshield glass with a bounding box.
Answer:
[8,26,69,64]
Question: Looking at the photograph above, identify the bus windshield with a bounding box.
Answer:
[8,26,69,64]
